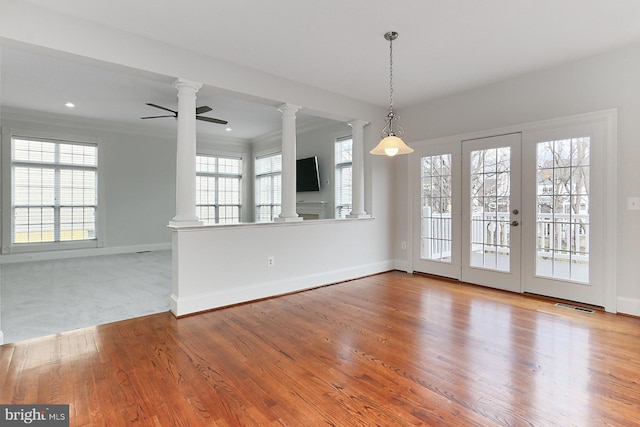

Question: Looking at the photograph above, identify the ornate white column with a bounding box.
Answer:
[276,103,303,222]
[170,78,203,226]
[347,119,370,218]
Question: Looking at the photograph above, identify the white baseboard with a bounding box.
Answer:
[171,261,395,317]
[0,242,171,264]
[616,296,640,317]
[393,259,413,273]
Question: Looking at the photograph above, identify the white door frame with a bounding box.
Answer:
[408,109,617,312]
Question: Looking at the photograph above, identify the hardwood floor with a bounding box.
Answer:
[2,271,640,426]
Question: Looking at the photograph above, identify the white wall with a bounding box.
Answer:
[171,219,390,315]
[171,116,393,315]
[171,116,394,315]
[296,121,352,214]
[395,42,640,314]
[0,0,383,128]
[253,119,354,219]
[0,1,395,318]
[0,111,177,259]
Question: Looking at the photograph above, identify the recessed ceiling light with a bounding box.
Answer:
[65,102,75,108]
[225,127,232,132]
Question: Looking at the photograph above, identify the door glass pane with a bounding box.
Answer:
[469,147,511,271]
[535,138,590,283]
[421,154,452,262]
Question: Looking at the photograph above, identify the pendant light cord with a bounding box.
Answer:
[381,31,405,140]
[371,30,412,155]
[389,35,394,113]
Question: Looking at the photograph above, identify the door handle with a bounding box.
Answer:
[511,221,519,227]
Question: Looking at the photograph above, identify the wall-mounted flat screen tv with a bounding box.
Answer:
[296,156,321,192]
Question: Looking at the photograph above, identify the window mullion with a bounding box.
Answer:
[54,168,61,242]
[214,176,220,224]
[54,144,61,242]
[335,138,353,219]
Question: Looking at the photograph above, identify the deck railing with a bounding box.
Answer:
[422,210,453,259]
[422,209,589,261]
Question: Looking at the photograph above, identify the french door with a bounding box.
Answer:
[461,134,521,292]
[411,140,461,279]
[412,113,612,308]
[521,122,606,306]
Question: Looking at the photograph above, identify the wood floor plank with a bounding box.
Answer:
[2,271,640,426]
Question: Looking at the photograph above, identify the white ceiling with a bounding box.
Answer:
[1,46,294,140]
[4,0,640,139]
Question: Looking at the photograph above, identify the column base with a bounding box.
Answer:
[347,213,371,219]
[274,216,304,223]
[169,219,203,227]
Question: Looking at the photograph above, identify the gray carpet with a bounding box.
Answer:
[0,250,172,344]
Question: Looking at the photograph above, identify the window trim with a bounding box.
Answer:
[334,136,353,219]
[1,128,105,254]
[254,152,282,222]
[196,153,243,225]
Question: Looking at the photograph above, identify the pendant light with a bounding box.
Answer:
[370,31,413,157]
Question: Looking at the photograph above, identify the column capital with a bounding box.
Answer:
[278,103,301,115]
[173,78,203,92]
[348,119,370,129]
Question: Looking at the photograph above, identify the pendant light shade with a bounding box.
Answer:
[370,31,413,157]
[370,135,413,157]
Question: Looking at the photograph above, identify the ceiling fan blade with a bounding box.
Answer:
[146,103,177,114]
[195,106,213,115]
[197,116,228,125]
[141,115,175,119]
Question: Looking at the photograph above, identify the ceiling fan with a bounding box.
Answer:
[141,103,228,125]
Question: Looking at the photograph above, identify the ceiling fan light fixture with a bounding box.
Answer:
[140,103,228,125]
[370,31,413,157]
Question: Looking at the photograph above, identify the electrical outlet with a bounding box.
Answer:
[401,241,407,250]
[267,256,275,267]
[628,197,640,210]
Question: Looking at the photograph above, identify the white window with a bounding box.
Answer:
[421,154,453,262]
[335,137,352,218]
[255,153,281,222]
[7,137,98,251]
[196,154,242,224]
[535,137,590,282]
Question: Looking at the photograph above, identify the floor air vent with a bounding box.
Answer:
[555,303,595,314]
